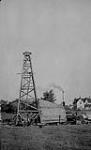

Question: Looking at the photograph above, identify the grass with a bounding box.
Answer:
[1,124,91,150]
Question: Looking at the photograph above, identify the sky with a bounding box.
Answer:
[0,0,91,104]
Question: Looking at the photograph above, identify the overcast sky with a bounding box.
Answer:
[0,0,91,104]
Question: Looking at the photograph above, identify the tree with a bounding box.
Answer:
[42,89,56,103]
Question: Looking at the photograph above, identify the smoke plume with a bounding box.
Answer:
[49,83,64,92]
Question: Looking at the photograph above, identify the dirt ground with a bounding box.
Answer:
[1,124,91,150]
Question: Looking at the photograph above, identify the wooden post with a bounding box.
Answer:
[59,115,60,124]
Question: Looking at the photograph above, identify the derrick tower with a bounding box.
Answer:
[16,51,38,125]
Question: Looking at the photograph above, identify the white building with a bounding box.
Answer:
[77,97,91,110]
[77,98,84,110]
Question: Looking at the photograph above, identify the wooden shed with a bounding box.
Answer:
[38,100,66,124]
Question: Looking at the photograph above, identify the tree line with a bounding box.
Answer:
[1,89,56,113]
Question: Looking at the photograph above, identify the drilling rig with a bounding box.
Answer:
[16,51,39,125]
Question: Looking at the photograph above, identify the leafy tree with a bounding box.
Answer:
[42,89,56,103]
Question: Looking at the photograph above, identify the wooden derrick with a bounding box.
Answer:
[16,52,38,125]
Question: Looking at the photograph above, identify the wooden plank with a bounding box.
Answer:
[20,110,39,113]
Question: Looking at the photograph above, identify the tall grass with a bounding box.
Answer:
[1,125,91,150]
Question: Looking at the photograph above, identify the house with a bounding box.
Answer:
[74,97,91,110]
[84,98,91,110]
[77,98,84,110]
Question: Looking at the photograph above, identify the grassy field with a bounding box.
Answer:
[1,124,91,150]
